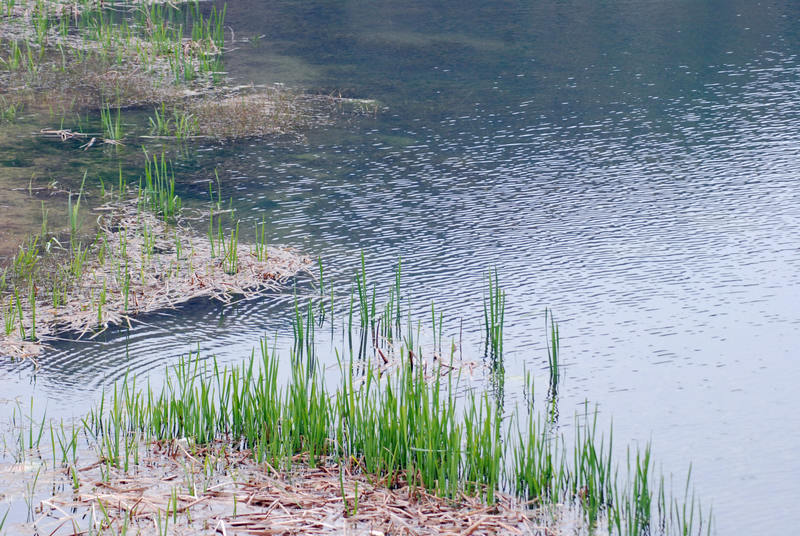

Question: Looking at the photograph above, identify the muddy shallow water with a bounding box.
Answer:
[2,0,800,533]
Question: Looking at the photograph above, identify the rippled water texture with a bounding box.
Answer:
[2,0,799,533]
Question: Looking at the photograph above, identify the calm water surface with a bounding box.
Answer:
[2,1,799,533]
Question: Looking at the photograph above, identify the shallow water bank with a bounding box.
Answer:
[0,286,712,535]
[2,0,800,533]
[0,193,309,360]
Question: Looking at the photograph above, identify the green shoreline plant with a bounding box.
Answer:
[0,0,227,93]
[61,269,712,536]
[0,153,309,360]
[0,5,710,532]
[0,252,712,535]
[0,0,344,145]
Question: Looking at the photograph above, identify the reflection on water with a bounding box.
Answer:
[2,0,800,533]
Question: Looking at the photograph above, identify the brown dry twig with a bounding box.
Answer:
[37,444,560,536]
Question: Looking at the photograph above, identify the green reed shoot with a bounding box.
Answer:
[32,0,50,46]
[148,102,171,135]
[22,42,38,80]
[122,261,130,311]
[140,151,181,222]
[98,279,106,326]
[4,295,16,335]
[68,172,87,249]
[70,241,88,279]
[546,308,560,393]
[254,217,268,262]
[173,108,197,139]
[338,465,350,515]
[14,287,25,339]
[0,39,23,70]
[29,285,36,340]
[354,252,376,332]
[190,3,226,48]
[100,103,124,141]
[13,235,40,281]
[208,205,216,258]
[26,398,45,449]
[483,270,505,366]
[218,216,239,274]
[0,96,22,121]
[40,201,48,237]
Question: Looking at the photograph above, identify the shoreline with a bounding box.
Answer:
[0,327,712,536]
[0,3,717,535]
[0,194,311,360]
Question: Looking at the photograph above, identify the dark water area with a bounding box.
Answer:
[2,0,800,533]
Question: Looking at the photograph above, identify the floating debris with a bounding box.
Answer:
[37,442,553,536]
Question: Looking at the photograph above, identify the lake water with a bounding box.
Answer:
[2,0,800,533]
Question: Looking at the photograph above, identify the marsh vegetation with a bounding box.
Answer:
[0,263,713,534]
[0,2,721,535]
[0,152,309,359]
[0,0,362,144]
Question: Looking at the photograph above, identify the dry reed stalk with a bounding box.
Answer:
[37,442,559,536]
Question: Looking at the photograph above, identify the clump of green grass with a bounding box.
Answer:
[13,235,41,282]
[148,102,171,135]
[221,217,239,274]
[0,95,23,121]
[207,204,241,275]
[75,268,712,536]
[4,294,17,336]
[483,269,505,367]
[172,108,197,139]
[138,150,181,222]
[0,39,23,70]
[148,103,198,139]
[100,102,124,141]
